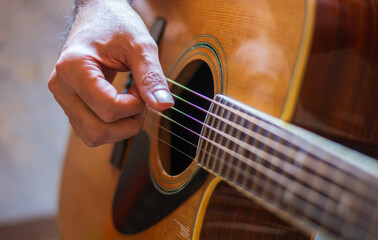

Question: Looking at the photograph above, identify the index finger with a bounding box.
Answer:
[56,53,145,123]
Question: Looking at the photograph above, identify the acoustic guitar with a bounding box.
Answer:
[59,0,378,239]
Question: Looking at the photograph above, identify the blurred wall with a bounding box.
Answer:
[0,0,72,224]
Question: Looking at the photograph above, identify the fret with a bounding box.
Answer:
[243,120,260,191]
[223,112,243,182]
[205,104,221,168]
[240,121,254,189]
[220,101,235,179]
[251,125,265,194]
[258,130,272,200]
[269,137,290,209]
[199,101,219,168]
[235,138,249,185]
[232,116,249,186]
[211,108,231,175]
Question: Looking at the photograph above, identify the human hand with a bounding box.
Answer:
[48,0,174,147]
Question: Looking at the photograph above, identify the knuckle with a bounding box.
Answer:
[83,138,99,148]
[85,128,107,147]
[133,37,158,53]
[71,126,99,147]
[98,109,117,123]
[47,77,56,93]
[140,70,163,89]
[55,50,86,78]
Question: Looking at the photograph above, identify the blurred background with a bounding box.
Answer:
[0,0,72,239]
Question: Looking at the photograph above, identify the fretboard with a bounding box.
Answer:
[196,94,378,240]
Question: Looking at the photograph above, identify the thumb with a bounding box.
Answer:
[131,51,174,111]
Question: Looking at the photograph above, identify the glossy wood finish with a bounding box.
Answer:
[200,181,310,239]
[134,0,307,117]
[293,0,378,157]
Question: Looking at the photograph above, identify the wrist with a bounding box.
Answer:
[74,0,130,12]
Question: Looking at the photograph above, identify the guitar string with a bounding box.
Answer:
[151,79,375,228]
[148,120,374,234]
[168,94,376,202]
[167,78,364,181]
[151,108,374,224]
[166,78,376,199]
[167,80,377,208]
[160,94,372,204]
[156,79,376,234]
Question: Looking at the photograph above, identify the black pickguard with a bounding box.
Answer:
[112,130,208,234]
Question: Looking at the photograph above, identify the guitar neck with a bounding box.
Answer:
[196,94,378,240]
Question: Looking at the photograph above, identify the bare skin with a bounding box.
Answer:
[48,0,174,147]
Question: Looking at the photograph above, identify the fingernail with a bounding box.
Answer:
[153,90,174,104]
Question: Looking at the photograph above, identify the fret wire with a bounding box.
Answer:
[223,110,239,181]
[215,98,230,177]
[213,107,230,175]
[208,101,222,168]
[260,130,274,200]
[271,137,289,207]
[209,104,227,171]
[241,119,254,190]
[206,102,223,168]
[233,113,247,185]
[217,108,234,177]
[249,122,261,194]
[229,110,244,183]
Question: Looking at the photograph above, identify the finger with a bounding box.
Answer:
[56,52,145,123]
[49,69,145,146]
[128,40,175,111]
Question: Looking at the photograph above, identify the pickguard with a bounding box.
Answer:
[112,130,208,234]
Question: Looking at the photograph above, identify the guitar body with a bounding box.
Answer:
[59,0,377,239]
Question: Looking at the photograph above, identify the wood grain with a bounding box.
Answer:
[200,181,310,239]
[292,0,378,157]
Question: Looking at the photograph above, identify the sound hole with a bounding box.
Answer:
[159,61,214,176]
